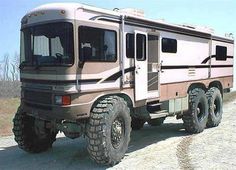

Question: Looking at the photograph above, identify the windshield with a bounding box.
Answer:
[20,22,74,67]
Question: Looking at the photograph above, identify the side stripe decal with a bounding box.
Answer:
[21,65,233,84]
[201,55,233,64]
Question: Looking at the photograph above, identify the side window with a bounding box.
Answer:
[162,38,177,53]
[216,45,227,61]
[126,33,134,58]
[79,26,117,62]
[136,34,146,61]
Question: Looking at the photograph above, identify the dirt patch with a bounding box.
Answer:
[176,136,195,170]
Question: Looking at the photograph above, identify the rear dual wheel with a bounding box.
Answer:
[206,87,223,127]
[182,87,223,133]
[182,88,209,133]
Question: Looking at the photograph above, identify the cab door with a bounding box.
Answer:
[134,31,148,101]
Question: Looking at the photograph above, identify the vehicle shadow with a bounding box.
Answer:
[0,120,189,170]
[128,121,188,153]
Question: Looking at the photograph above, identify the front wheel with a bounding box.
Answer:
[12,107,57,153]
[86,96,131,166]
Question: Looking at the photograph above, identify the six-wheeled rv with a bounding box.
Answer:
[13,3,234,165]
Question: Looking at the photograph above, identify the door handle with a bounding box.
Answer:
[159,61,164,73]
[135,66,140,74]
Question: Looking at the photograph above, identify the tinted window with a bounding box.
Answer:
[162,38,177,53]
[216,46,227,60]
[126,33,134,58]
[136,34,146,61]
[79,26,117,62]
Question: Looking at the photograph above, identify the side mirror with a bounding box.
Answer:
[82,47,92,59]
[79,47,92,68]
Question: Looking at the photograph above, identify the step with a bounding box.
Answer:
[147,102,162,112]
[147,103,162,107]
[149,110,168,119]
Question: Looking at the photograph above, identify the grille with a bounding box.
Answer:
[24,90,52,105]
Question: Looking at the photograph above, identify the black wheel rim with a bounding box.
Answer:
[214,96,221,117]
[111,117,124,149]
[197,102,205,121]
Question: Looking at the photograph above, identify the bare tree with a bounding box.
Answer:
[0,61,3,80]
[11,52,20,81]
[0,52,21,98]
[2,54,10,81]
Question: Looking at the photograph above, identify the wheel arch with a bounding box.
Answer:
[187,83,207,93]
[208,81,223,95]
[91,92,134,115]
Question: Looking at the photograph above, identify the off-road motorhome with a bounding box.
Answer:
[13,3,234,165]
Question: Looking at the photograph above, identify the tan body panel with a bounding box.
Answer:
[160,76,233,101]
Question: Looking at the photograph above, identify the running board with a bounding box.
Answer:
[149,110,168,119]
[147,102,162,112]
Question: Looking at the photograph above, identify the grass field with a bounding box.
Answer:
[0,98,20,137]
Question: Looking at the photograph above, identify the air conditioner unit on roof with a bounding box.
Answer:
[118,8,145,17]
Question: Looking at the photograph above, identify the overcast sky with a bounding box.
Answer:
[0,0,235,58]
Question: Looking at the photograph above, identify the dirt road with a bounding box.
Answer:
[0,93,236,170]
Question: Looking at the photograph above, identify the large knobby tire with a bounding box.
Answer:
[12,107,57,153]
[182,88,209,133]
[206,87,223,127]
[86,96,131,166]
[131,117,145,130]
[148,117,165,126]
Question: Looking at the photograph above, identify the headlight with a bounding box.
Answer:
[55,95,71,105]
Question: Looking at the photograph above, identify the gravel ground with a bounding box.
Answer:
[0,93,236,170]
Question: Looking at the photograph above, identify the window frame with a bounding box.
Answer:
[20,22,75,67]
[161,38,177,53]
[78,26,118,63]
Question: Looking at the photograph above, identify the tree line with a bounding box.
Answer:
[0,53,20,98]
[0,53,20,81]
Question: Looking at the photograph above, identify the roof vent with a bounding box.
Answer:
[225,33,234,39]
[181,24,214,33]
[117,8,145,17]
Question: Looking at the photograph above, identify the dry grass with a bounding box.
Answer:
[0,98,20,137]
